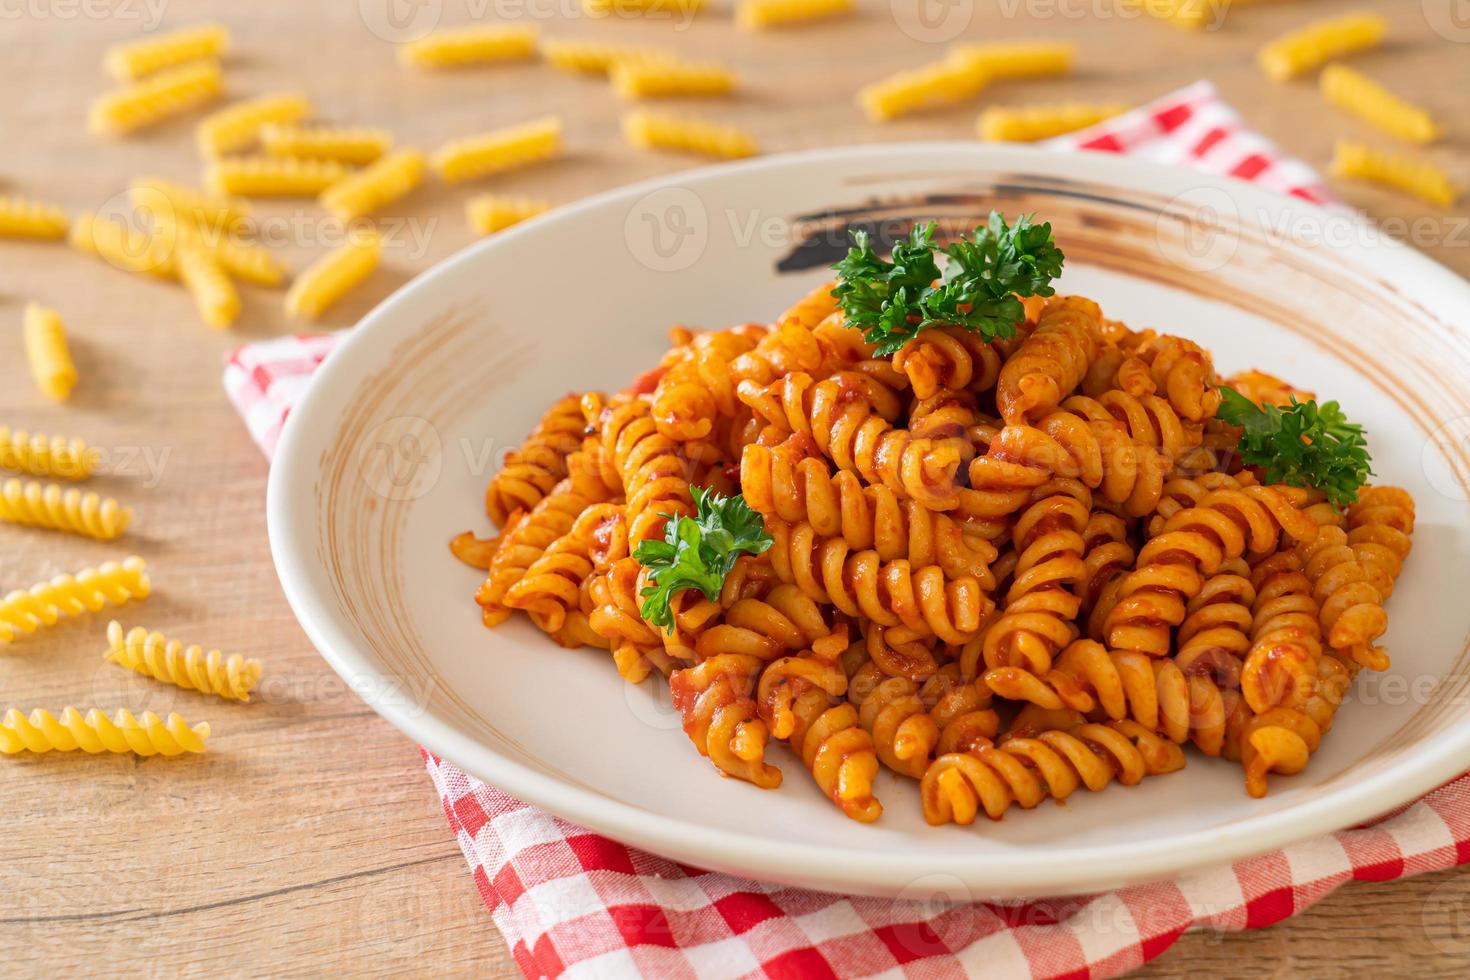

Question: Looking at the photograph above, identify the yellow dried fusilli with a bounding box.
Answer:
[196,92,312,157]
[467,196,549,237]
[398,24,538,68]
[857,58,988,122]
[1331,140,1460,208]
[431,116,563,183]
[611,60,736,100]
[1116,0,1213,30]
[260,123,394,164]
[948,40,1075,79]
[1320,63,1440,145]
[150,208,286,288]
[22,303,77,402]
[737,0,852,30]
[1258,12,1387,82]
[105,621,263,702]
[89,60,224,136]
[0,196,68,240]
[584,0,706,15]
[622,110,758,159]
[0,557,149,644]
[104,22,230,81]
[69,212,176,278]
[978,103,1128,142]
[176,240,241,329]
[0,479,132,540]
[285,230,381,321]
[0,707,208,756]
[541,39,670,74]
[319,148,426,220]
[0,427,98,481]
[129,176,249,230]
[205,156,352,197]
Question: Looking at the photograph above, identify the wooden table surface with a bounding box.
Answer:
[2,0,1467,975]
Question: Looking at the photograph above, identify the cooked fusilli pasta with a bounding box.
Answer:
[1,707,207,756]
[104,23,230,81]
[88,60,223,136]
[1330,140,1459,208]
[1258,12,1387,82]
[0,196,69,240]
[431,116,563,183]
[284,230,380,320]
[398,24,537,68]
[22,302,77,402]
[0,557,149,644]
[105,621,262,701]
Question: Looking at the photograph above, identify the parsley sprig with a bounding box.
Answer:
[632,487,773,631]
[830,212,1065,357]
[1216,385,1373,509]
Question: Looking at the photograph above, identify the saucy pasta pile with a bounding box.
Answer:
[453,214,1415,826]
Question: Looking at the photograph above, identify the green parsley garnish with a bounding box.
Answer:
[633,487,773,631]
[1216,385,1373,510]
[830,211,1065,357]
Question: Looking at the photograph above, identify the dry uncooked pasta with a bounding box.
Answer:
[1258,12,1387,82]
[398,24,538,68]
[622,110,758,159]
[149,208,286,288]
[196,92,312,157]
[260,123,394,164]
[104,22,230,81]
[857,58,988,122]
[0,197,69,240]
[319,148,426,220]
[0,707,208,756]
[978,103,1128,142]
[88,60,223,136]
[1330,141,1459,207]
[105,621,263,702]
[1116,0,1213,29]
[466,196,549,237]
[69,212,176,278]
[0,479,132,539]
[583,0,705,15]
[285,230,381,320]
[541,39,670,74]
[129,176,249,230]
[1319,63,1440,145]
[205,156,352,197]
[0,427,98,481]
[948,40,1075,79]
[431,116,563,183]
[175,239,242,329]
[736,0,853,30]
[611,60,736,100]
[0,556,149,644]
[22,302,77,402]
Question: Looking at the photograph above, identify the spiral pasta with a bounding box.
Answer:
[284,230,380,320]
[88,60,223,136]
[857,57,988,122]
[484,394,586,527]
[105,621,263,702]
[1,707,207,756]
[0,427,98,481]
[467,195,549,237]
[319,148,426,220]
[260,123,394,164]
[541,39,670,74]
[996,296,1104,425]
[69,212,176,279]
[978,103,1127,142]
[1320,64,1440,145]
[737,0,852,30]
[176,239,241,329]
[197,92,312,157]
[611,60,736,100]
[1258,12,1387,82]
[670,654,781,788]
[22,302,77,402]
[398,24,537,68]
[150,208,286,288]
[130,177,249,231]
[206,155,353,197]
[0,557,149,644]
[0,196,69,240]
[948,41,1075,79]
[104,23,229,81]
[0,479,132,540]
[1330,140,1459,208]
[622,111,758,159]
[431,116,563,183]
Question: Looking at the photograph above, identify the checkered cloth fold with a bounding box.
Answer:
[226,83,1468,978]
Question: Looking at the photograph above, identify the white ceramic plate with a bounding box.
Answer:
[268,144,1470,899]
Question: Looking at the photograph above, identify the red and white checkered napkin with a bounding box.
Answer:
[225,84,1467,978]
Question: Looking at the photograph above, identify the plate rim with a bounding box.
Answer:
[268,141,1470,897]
